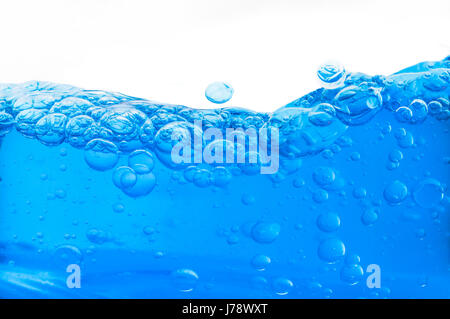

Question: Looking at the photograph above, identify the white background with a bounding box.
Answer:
[0,0,449,112]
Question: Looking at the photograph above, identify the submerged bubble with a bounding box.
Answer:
[313,167,336,187]
[272,277,294,295]
[361,207,379,226]
[53,245,82,267]
[340,264,364,285]
[384,180,408,205]
[395,106,413,123]
[251,254,271,271]
[251,222,281,244]
[128,150,155,174]
[171,268,199,292]
[318,238,345,263]
[212,166,232,187]
[316,212,341,232]
[409,99,428,123]
[35,113,67,145]
[205,82,234,104]
[413,178,444,209]
[84,138,119,171]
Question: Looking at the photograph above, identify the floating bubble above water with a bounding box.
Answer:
[384,180,408,205]
[171,268,199,292]
[251,222,281,244]
[84,138,119,171]
[413,178,444,209]
[317,62,346,85]
[205,82,234,104]
[318,238,345,263]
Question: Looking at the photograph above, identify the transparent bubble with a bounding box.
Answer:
[53,245,83,267]
[384,180,408,205]
[361,207,379,226]
[272,277,294,296]
[395,106,413,123]
[313,166,336,187]
[251,222,281,244]
[318,238,345,263]
[212,166,232,187]
[409,99,428,123]
[193,169,212,188]
[316,212,341,232]
[413,178,444,208]
[340,264,364,285]
[35,113,68,146]
[171,268,199,292]
[317,62,346,85]
[128,150,155,174]
[251,254,271,271]
[205,82,234,104]
[84,138,119,171]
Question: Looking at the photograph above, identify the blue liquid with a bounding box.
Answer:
[0,56,449,298]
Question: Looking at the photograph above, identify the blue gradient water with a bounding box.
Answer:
[0,57,449,298]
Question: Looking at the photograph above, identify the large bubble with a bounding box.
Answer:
[84,138,120,171]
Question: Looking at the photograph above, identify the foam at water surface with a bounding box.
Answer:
[0,57,449,298]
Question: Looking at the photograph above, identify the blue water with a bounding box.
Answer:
[0,57,449,298]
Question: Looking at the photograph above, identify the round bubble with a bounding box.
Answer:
[251,222,281,244]
[340,264,364,285]
[122,172,156,197]
[113,166,137,189]
[84,138,119,171]
[171,269,199,292]
[389,149,403,162]
[333,84,383,125]
[308,103,336,126]
[35,113,68,145]
[251,254,271,271]
[428,101,442,115]
[53,245,83,267]
[361,207,379,226]
[316,212,341,232]
[212,166,232,187]
[317,62,346,84]
[313,166,336,187]
[318,238,345,263]
[128,150,155,174]
[413,178,444,209]
[272,277,294,296]
[193,169,212,188]
[313,189,329,203]
[409,99,428,123]
[205,82,234,104]
[384,180,408,205]
[395,106,413,123]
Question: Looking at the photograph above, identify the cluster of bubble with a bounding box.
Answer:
[0,56,448,196]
